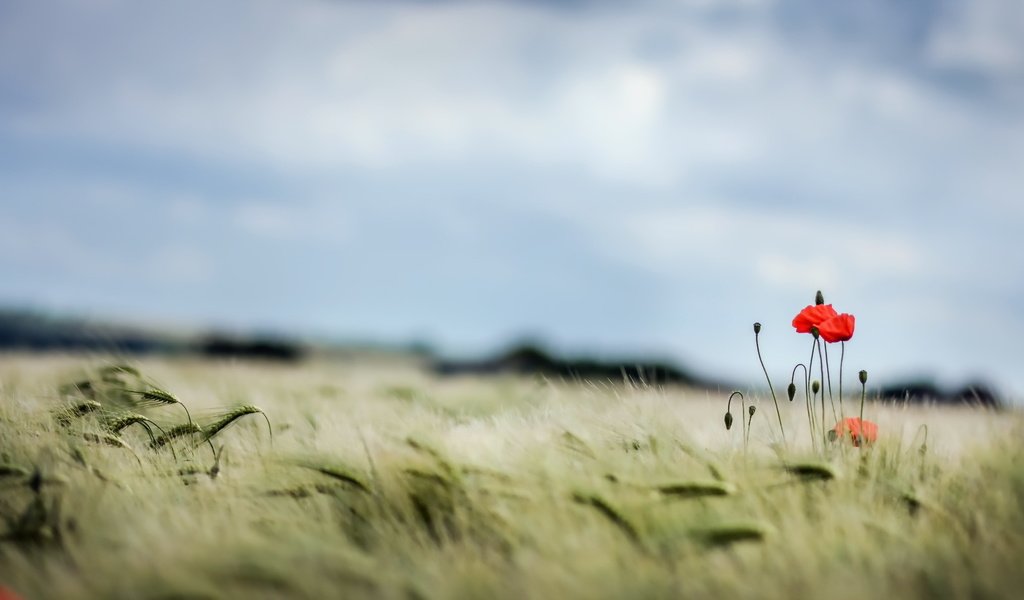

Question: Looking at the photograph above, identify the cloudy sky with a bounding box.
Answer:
[1,0,1022,399]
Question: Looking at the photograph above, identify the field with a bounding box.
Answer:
[1,354,1022,599]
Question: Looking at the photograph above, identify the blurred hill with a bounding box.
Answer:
[432,343,729,389]
[0,308,299,360]
[0,308,180,353]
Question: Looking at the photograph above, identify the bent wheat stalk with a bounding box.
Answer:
[105,413,174,459]
[200,405,272,446]
[54,401,103,427]
[150,422,203,449]
[121,389,194,429]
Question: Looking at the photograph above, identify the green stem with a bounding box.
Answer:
[727,391,741,415]
[859,379,866,425]
[726,391,742,435]
[806,339,817,450]
[742,395,749,451]
[823,342,837,421]
[791,363,811,449]
[755,330,786,444]
[817,338,826,447]
[812,385,821,451]
[838,342,845,419]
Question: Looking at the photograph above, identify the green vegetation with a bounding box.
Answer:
[0,356,1021,599]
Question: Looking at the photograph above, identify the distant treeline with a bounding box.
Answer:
[875,380,999,408]
[433,344,1003,408]
[0,308,1003,406]
[0,309,172,353]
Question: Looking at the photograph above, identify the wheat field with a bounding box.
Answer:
[0,354,1021,599]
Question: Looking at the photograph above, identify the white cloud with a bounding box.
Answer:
[755,254,840,290]
[926,0,1024,74]
[600,204,925,295]
[2,0,986,189]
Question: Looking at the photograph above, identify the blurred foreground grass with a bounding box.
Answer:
[1,355,1022,599]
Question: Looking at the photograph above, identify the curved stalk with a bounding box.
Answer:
[806,338,816,444]
[791,363,812,449]
[754,325,786,444]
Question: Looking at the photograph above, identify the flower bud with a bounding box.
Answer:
[787,382,796,402]
[724,412,734,430]
[859,370,868,384]
[753,322,761,334]
[812,380,820,394]
[748,405,756,417]
[815,290,824,305]
[811,326,820,340]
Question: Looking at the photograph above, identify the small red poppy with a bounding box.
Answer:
[0,587,23,600]
[832,417,878,447]
[817,313,855,343]
[792,304,838,334]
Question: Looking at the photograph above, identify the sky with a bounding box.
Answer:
[1,0,1023,400]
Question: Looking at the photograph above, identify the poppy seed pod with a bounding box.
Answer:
[753,322,761,334]
[811,327,820,340]
[812,380,820,394]
[815,290,824,305]
[724,412,734,430]
[859,370,868,384]
[787,382,796,402]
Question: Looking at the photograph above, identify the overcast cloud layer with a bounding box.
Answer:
[1,0,1023,399]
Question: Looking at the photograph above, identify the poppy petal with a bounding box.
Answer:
[832,417,878,446]
[792,304,839,334]
[817,313,855,343]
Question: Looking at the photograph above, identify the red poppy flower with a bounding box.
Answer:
[792,304,838,334]
[817,313,855,343]
[0,587,23,600]
[832,417,878,447]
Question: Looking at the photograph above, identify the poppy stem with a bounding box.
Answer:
[742,395,751,452]
[725,391,742,433]
[823,342,837,421]
[754,326,786,444]
[859,372,867,426]
[838,342,846,419]
[746,405,754,448]
[791,363,812,450]
[806,339,817,448]
[726,391,741,416]
[816,337,827,446]
[811,382,821,451]
[741,393,747,451]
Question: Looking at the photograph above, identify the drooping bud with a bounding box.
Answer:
[787,382,796,402]
[753,322,761,334]
[815,290,824,305]
[859,370,868,384]
[724,412,734,430]
[812,380,820,395]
